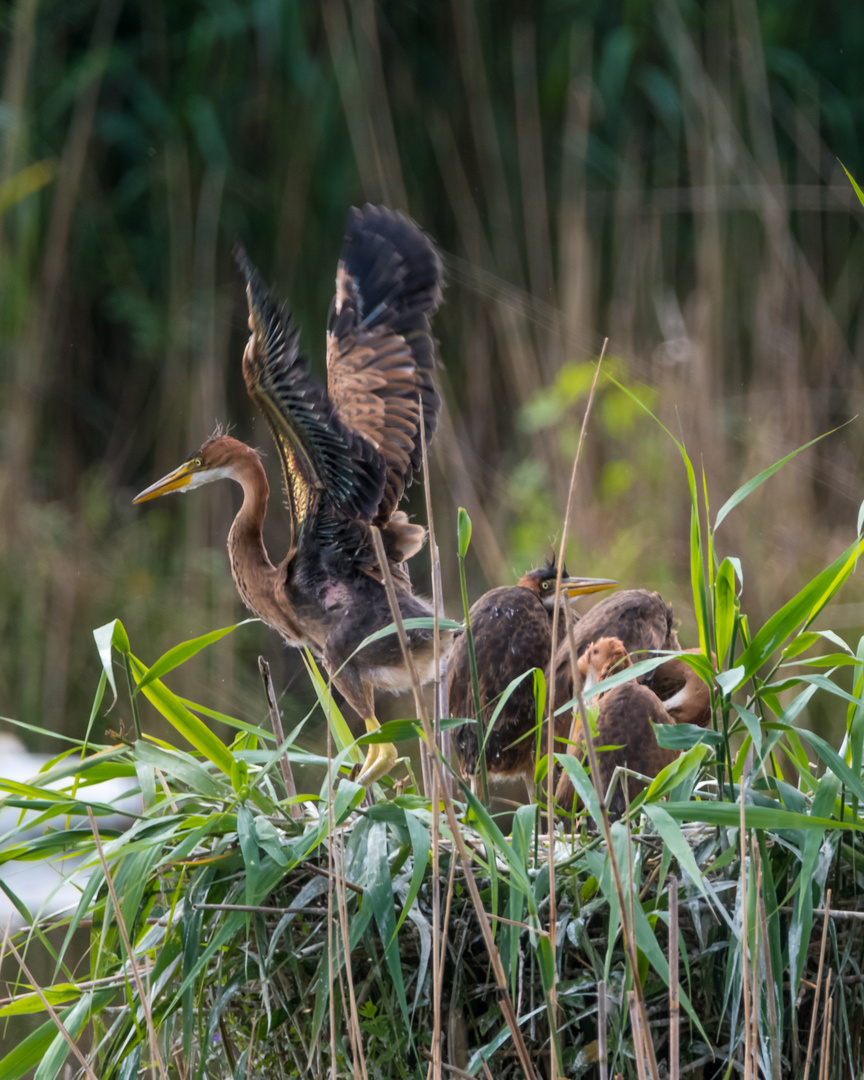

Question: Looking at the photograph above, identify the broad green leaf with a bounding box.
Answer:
[642,804,731,928]
[135,620,257,691]
[840,160,864,209]
[128,654,233,773]
[734,705,763,757]
[0,986,81,1018]
[237,806,261,907]
[728,534,864,692]
[457,507,472,557]
[92,619,128,703]
[0,989,113,1080]
[644,743,708,801]
[714,558,736,666]
[797,728,864,806]
[714,428,838,531]
[301,651,363,764]
[395,810,430,934]
[660,801,861,832]
[365,820,411,1031]
[782,632,821,660]
[555,754,600,824]
[134,741,225,798]
[654,723,724,750]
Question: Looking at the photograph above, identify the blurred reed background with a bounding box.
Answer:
[1,0,863,748]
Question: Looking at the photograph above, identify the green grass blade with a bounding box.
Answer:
[728,534,864,691]
[301,650,363,764]
[135,619,258,692]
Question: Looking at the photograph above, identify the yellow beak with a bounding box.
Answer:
[561,576,618,598]
[133,461,196,503]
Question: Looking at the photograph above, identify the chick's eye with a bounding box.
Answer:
[542,580,550,590]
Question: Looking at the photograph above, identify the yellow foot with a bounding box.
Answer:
[356,717,398,787]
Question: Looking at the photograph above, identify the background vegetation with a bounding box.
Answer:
[2,0,864,748]
[4,3,864,1076]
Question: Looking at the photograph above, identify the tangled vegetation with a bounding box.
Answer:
[3,421,864,1079]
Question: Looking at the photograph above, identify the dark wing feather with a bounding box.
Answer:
[327,205,443,524]
[235,245,386,533]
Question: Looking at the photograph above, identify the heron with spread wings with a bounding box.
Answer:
[134,206,444,785]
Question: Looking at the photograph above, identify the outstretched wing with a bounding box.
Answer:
[326,205,444,523]
[235,246,386,536]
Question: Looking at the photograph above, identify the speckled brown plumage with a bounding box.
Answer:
[548,589,679,715]
[449,562,617,789]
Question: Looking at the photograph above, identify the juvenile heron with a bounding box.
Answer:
[449,560,617,793]
[135,206,444,785]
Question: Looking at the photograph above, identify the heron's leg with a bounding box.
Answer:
[329,664,398,787]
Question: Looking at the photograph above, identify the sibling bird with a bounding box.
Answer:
[449,560,617,792]
[572,637,679,818]
[548,588,680,714]
[134,206,444,785]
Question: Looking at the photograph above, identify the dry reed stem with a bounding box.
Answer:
[1,923,100,1080]
[326,719,338,1080]
[371,527,540,1079]
[751,844,762,1078]
[781,904,864,920]
[598,979,608,1080]
[258,656,302,820]
[192,903,330,916]
[628,991,650,1080]
[757,861,781,1080]
[421,402,444,1080]
[802,887,832,1080]
[668,876,680,1080]
[547,346,660,1080]
[818,970,832,1080]
[86,809,169,1080]
[544,339,606,1076]
[244,1017,258,1080]
[739,798,752,1080]
[332,808,368,1080]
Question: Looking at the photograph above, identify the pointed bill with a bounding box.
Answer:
[561,576,618,598]
[133,460,197,503]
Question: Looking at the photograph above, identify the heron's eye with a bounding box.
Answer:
[193,458,202,468]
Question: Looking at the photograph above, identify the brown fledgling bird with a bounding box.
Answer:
[572,636,679,818]
[449,560,617,794]
[547,588,680,713]
[134,206,444,785]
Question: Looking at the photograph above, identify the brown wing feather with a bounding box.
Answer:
[327,205,443,524]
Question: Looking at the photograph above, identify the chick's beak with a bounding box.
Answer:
[133,461,196,504]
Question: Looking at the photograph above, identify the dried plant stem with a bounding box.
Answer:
[818,970,833,1080]
[326,719,338,1080]
[628,991,651,1080]
[756,850,782,1080]
[572,669,660,1080]
[740,799,753,1080]
[421,401,444,1080]
[1,924,100,1080]
[258,656,302,820]
[598,979,608,1080]
[802,887,832,1080]
[544,339,606,1077]
[668,876,680,1080]
[86,809,169,1080]
[332,809,368,1079]
[371,527,540,1080]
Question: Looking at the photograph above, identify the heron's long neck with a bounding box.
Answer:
[226,451,290,628]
